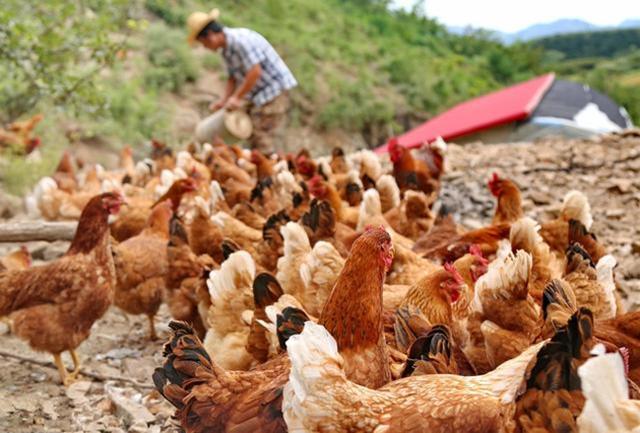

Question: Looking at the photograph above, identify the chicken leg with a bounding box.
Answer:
[147,314,158,341]
[67,349,82,381]
[53,353,72,386]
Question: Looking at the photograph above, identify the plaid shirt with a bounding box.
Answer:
[222,28,297,106]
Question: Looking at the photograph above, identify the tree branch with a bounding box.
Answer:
[0,350,154,389]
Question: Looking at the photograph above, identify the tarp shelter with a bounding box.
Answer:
[376,73,633,153]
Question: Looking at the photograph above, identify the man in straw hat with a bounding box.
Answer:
[187,8,297,154]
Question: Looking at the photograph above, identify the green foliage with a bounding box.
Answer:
[202,53,222,69]
[0,0,139,123]
[143,0,543,142]
[533,28,640,60]
[97,75,173,145]
[145,0,189,27]
[143,22,200,93]
[0,115,67,195]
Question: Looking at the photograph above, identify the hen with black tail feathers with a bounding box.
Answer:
[515,308,595,433]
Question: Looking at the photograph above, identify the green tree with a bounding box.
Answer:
[0,0,139,123]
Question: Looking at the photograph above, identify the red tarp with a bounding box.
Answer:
[376,73,555,153]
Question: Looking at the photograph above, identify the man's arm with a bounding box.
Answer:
[225,64,262,110]
[210,77,236,111]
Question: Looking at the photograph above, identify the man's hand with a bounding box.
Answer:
[224,95,244,111]
[209,99,227,112]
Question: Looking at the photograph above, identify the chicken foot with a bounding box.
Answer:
[67,349,82,381]
[53,353,74,386]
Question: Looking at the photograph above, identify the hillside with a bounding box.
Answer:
[4,0,640,196]
[533,27,640,59]
[535,28,640,124]
[510,18,598,42]
[146,0,544,140]
[1,0,546,194]
[451,18,640,45]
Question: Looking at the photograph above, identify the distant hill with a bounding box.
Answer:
[619,19,640,29]
[513,19,598,42]
[532,27,640,59]
[450,18,640,44]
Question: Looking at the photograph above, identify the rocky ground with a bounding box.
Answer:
[0,130,639,432]
[0,305,179,433]
[440,130,640,310]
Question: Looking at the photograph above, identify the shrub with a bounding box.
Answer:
[143,22,200,93]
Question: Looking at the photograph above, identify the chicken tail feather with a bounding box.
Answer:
[153,321,213,409]
[402,325,453,377]
[276,306,310,350]
[527,308,594,392]
[542,279,578,328]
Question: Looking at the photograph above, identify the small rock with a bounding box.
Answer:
[93,363,125,379]
[11,395,39,412]
[41,400,58,420]
[96,397,115,414]
[632,242,640,255]
[29,241,54,260]
[0,321,9,335]
[30,371,48,382]
[42,241,70,261]
[129,421,151,433]
[106,384,156,427]
[529,191,552,205]
[144,392,174,420]
[123,358,155,382]
[96,348,141,361]
[620,259,640,279]
[607,179,634,194]
[65,380,92,402]
[605,209,625,218]
[0,191,24,218]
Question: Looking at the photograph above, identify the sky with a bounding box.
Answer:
[391,0,639,33]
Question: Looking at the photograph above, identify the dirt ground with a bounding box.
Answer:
[0,304,179,433]
[0,131,639,432]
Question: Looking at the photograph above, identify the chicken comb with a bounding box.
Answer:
[387,137,399,151]
[620,347,630,377]
[469,244,489,265]
[307,174,323,186]
[364,224,385,233]
[469,244,483,257]
[443,262,464,284]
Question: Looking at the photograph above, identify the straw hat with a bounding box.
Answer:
[224,110,253,140]
[194,109,253,143]
[186,8,220,45]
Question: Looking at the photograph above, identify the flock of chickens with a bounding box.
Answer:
[1,136,639,433]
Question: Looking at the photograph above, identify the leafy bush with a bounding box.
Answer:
[143,22,200,93]
[0,0,139,123]
[145,0,189,27]
[533,28,640,60]
[0,115,67,195]
[146,0,545,139]
[97,75,172,145]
